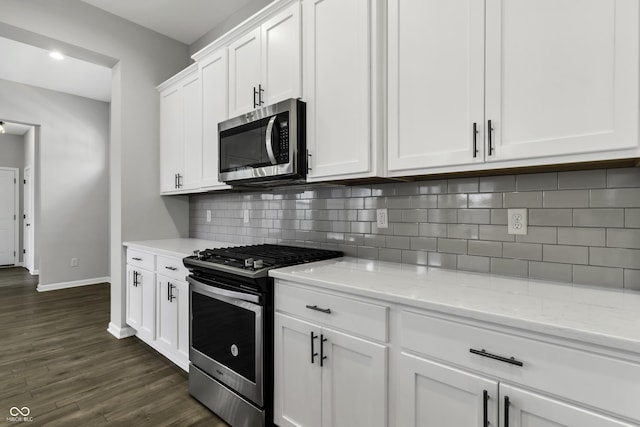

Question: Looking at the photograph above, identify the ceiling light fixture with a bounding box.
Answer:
[49,51,64,60]
[0,122,5,134]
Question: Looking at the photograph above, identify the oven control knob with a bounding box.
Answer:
[193,250,200,258]
[253,259,264,269]
[244,258,254,268]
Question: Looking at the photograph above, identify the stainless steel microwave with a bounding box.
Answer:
[218,98,306,186]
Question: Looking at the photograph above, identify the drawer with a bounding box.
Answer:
[275,280,388,342]
[127,249,155,271]
[400,309,640,422]
[157,255,189,282]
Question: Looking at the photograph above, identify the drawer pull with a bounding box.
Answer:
[165,266,178,271]
[470,348,523,367]
[132,257,142,261]
[305,304,332,314]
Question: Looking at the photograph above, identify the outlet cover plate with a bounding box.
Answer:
[508,208,528,235]
[244,209,250,224]
[206,210,212,222]
[376,208,389,228]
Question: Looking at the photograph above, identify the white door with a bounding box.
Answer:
[156,276,178,352]
[23,166,34,272]
[261,2,301,106]
[387,0,485,173]
[397,352,499,427]
[320,328,387,427]
[201,48,231,190]
[126,265,143,331]
[274,313,322,427]
[500,384,633,427]
[485,0,639,162]
[181,73,202,191]
[228,27,262,116]
[160,85,183,193]
[0,168,17,266]
[303,0,373,180]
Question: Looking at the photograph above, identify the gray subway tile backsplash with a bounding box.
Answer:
[190,167,640,290]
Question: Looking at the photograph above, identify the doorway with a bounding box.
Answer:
[23,166,35,273]
[0,167,19,266]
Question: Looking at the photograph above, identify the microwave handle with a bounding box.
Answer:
[265,115,278,165]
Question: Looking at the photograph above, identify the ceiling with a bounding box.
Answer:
[80,0,259,45]
[1,121,32,136]
[0,36,112,102]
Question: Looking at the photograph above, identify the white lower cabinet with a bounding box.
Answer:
[125,248,190,372]
[126,264,155,343]
[274,282,388,427]
[156,275,189,370]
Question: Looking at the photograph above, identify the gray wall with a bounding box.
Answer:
[0,132,25,261]
[191,168,640,291]
[0,79,109,283]
[0,0,192,331]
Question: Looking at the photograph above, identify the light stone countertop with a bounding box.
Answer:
[123,238,235,259]
[270,257,640,355]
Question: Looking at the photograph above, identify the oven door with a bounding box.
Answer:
[188,276,263,406]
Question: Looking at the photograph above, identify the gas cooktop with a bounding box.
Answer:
[183,244,343,279]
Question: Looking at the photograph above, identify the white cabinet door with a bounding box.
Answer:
[137,267,155,342]
[485,0,639,162]
[126,265,142,331]
[274,313,322,427]
[321,327,387,427]
[200,48,231,190]
[175,280,189,363]
[397,352,499,427]
[159,85,183,192]
[387,0,485,173]
[303,0,375,180]
[228,27,262,117]
[500,384,633,427]
[181,73,202,191]
[261,2,301,106]
[156,276,178,352]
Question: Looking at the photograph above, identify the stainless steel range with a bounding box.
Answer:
[184,244,342,427]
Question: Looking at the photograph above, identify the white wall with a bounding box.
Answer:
[0,79,109,283]
[0,0,192,334]
[0,132,25,261]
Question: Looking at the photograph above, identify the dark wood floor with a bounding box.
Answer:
[0,267,227,426]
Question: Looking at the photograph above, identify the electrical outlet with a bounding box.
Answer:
[508,208,528,235]
[206,210,212,222]
[71,258,79,267]
[376,208,389,229]
[244,209,250,224]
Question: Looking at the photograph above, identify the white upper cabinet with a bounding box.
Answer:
[388,0,640,177]
[485,0,639,162]
[228,2,301,117]
[304,0,383,181]
[387,0,485,173]
[159,65,202,194]
[200,48,231,190]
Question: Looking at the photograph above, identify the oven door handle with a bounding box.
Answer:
[265,115,278,165]
[188,276,261,305]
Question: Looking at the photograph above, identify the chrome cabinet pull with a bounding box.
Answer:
[306,149,312,173]
[504,396,511,427]
[310,331,318,364]
[132,271,139,287]
[483,390,489,427]
[258,83,264,105]
[305,304,331,314]
[253,86,258,108]
[470,348,523,367]
[320,334,328,367]
[473,122,479,158]
[168,283,176,302]
[487,120,494,156]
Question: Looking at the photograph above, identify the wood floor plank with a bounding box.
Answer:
[0,267,227,426]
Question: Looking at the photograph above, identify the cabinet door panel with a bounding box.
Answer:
[388,0,485,172]
[159,86,182,192]
[261,2,301,105]
[229,28,261,117]
[304,0,372,179]
[485,0,639,161]
[138,268,155,342]
[182,74,202,190]
[500,384,633,427]
[201,49,230,190]
[321,328,387,427]
[156,276,178,351]
[274,313,322,427]
[126,265,142,331]
[175,280,189,362]
[397,352,498,427]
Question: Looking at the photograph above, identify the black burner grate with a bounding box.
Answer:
[199,244,342,268]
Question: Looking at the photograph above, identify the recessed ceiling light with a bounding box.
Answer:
[49,51,64,60]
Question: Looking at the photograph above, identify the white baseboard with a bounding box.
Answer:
[37,276,110,292]
[29,269,39,275]
[107,322,136,339]
[15,262,24,267]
